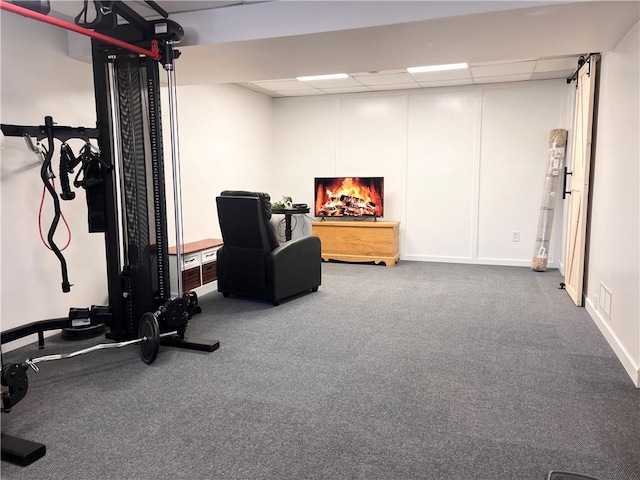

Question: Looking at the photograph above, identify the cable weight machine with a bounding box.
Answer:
[0,1,219,466]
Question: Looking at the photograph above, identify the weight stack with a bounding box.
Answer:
[532,129,568,271]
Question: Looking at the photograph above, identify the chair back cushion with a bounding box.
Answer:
[217,191,279,252]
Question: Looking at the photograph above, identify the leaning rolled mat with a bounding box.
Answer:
[532,129,568,271]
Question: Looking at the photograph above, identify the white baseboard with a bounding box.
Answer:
[585,297,640,388]
[193,280,218,298]
[172,280,218,299]
[401,255,559,268]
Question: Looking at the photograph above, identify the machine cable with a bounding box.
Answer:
[163,42,186,295]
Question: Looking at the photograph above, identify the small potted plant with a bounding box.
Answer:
[271,196,293,209]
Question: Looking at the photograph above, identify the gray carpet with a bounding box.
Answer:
[1,261,639,480]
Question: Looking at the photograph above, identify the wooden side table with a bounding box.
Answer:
[271,207,310,241]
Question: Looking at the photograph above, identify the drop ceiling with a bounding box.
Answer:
[47,1,640,97]
[240,56,581,97]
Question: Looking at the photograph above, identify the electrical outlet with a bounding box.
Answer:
[511,231,520,242]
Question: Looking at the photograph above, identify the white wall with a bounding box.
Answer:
[273,81,571,264]
[1,15,106,351]
[584,22,640,386]
[162,83,274,245]
[271,97,337,240]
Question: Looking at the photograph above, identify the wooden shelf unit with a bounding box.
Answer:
[168,238,223,296]
[311,221,400,267]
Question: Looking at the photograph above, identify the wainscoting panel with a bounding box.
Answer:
[477,82,565,263]
[338,95,405,222]
[405,90,480,259]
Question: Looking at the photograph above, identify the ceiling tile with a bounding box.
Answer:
[354,72,415,86]
[473,73,532,84]
[352,69,408,76]
[471,61,536,78]
[275,89,326,97]
[530,70,574,81]
[252,80,316,91]
[320,86,372,94]
[237,84,274,96]
[418,79,474,88]
[299,77,363,88]
[369,83,421,91]
[241,54,586,97]
[535,56,581,73]
[408,68,471,82]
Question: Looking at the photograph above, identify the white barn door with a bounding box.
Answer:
[564,55,599,306]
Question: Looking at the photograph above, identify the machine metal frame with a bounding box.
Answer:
[1,1,219,466]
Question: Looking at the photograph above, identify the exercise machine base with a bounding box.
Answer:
[1,433,46,466]
[160,335,219,352]
[61,324,107,341]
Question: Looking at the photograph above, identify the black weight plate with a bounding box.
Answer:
[165,298,188,327]
[138,312,160,364]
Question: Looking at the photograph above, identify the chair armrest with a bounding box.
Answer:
[266,236,321,301]
[269,235,320,262]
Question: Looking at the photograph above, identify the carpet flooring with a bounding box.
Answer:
[1,261,639,480]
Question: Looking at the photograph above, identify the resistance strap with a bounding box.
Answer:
[40,120,71,292]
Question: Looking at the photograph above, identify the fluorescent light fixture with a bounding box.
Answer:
[407,63,469,74]
[296,73,349,82]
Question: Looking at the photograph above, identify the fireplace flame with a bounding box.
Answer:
[317,178,382,217]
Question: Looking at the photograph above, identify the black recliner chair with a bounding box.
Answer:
[215,191,321,305]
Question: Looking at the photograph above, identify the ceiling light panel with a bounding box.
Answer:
[299,76,363,88]
[408,68,472,82]
[407,63,468,73]
[296,73,349,81]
